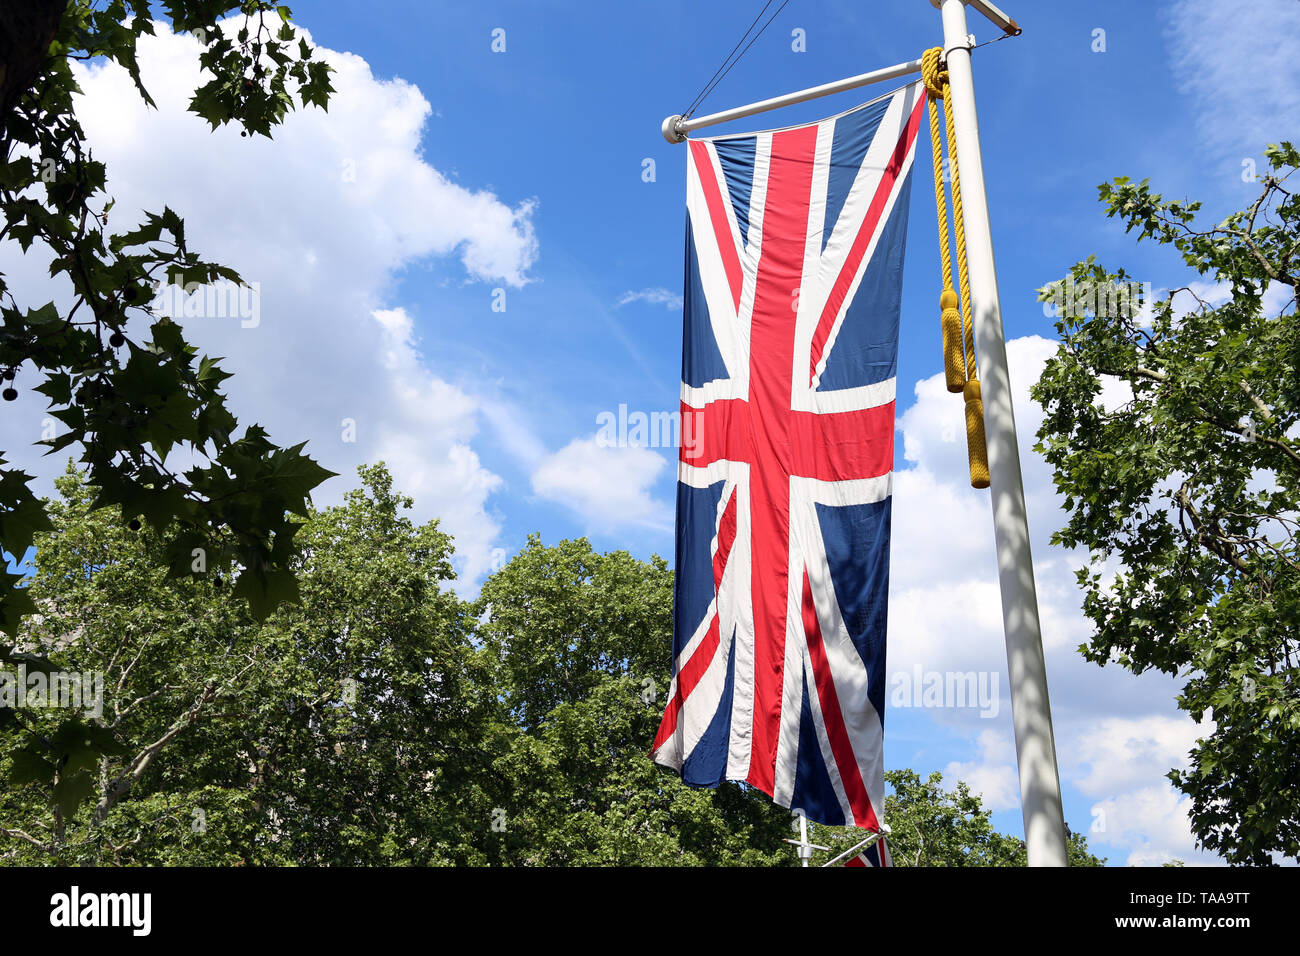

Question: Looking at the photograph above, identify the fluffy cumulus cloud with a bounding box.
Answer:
[1071,715,1214,865]
[531,437,670,532]
[1091,786,1201,867]
[889,335,1216,863]
[943,730,1020,813]
[1071,715,1206,798]
[368,309,504,583]
[0,22,539,586]
[890,337,1083,696]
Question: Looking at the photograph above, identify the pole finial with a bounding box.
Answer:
[661,115,686,144]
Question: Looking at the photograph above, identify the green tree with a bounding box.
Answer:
[1032,143,1300,864]
[0,463,493,864]
[0,1,337,648]
[475,535,794,865]
[806,770,1104,867]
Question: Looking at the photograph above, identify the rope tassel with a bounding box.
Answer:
[963,381,990,490]
[940,290,964,393]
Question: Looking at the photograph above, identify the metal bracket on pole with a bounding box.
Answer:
[932,0,1021,36]
[784,812,831,867]
[820,823,892,868]
[935,0,1068,866]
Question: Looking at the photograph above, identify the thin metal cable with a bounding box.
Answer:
[693,0,794,114]
[971,31,1016,52]
[683,0,794,119]
[682,0,776,119]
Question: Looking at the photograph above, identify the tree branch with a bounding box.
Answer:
[91,681,219,826]
[0,824,54,856]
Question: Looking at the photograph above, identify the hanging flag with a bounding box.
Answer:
[652,81,926,830]
[845,838,892,867]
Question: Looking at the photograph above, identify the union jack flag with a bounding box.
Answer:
[652,82,926,830]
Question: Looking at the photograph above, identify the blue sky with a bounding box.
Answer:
[3,0,1298,864]
[286,0,1286,558]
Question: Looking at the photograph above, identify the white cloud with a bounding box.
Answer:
[367,308,504,583]
[943,730,1020,812]
[1166,0,1300,158]
[1090,786,1206,867]
[618,287,684,310]
[1071,714,1207,798]
[531,436,670,532]
[1170,279,1294,320]
[0,22,539,587]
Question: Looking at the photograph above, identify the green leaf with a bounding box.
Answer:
[9,748,56,787]
[52,770,97,820]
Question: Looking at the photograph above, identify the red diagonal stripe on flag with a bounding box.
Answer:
[651,490,738,749]
[808,94,926,385]
[689,139,744,313]
[801,569,880,831]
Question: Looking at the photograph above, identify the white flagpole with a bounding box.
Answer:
[934,0,1068,866]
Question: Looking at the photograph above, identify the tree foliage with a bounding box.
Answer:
[0,1,337,654]
[475,535,792,865]
[0,465,1099,865]
[1033,143,1300,864]
[1,463,491,862]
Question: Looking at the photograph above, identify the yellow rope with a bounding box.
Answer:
[922,48,989,490]
[922,51,963,395]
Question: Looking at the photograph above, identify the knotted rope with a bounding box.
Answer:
[922,47,989,490]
